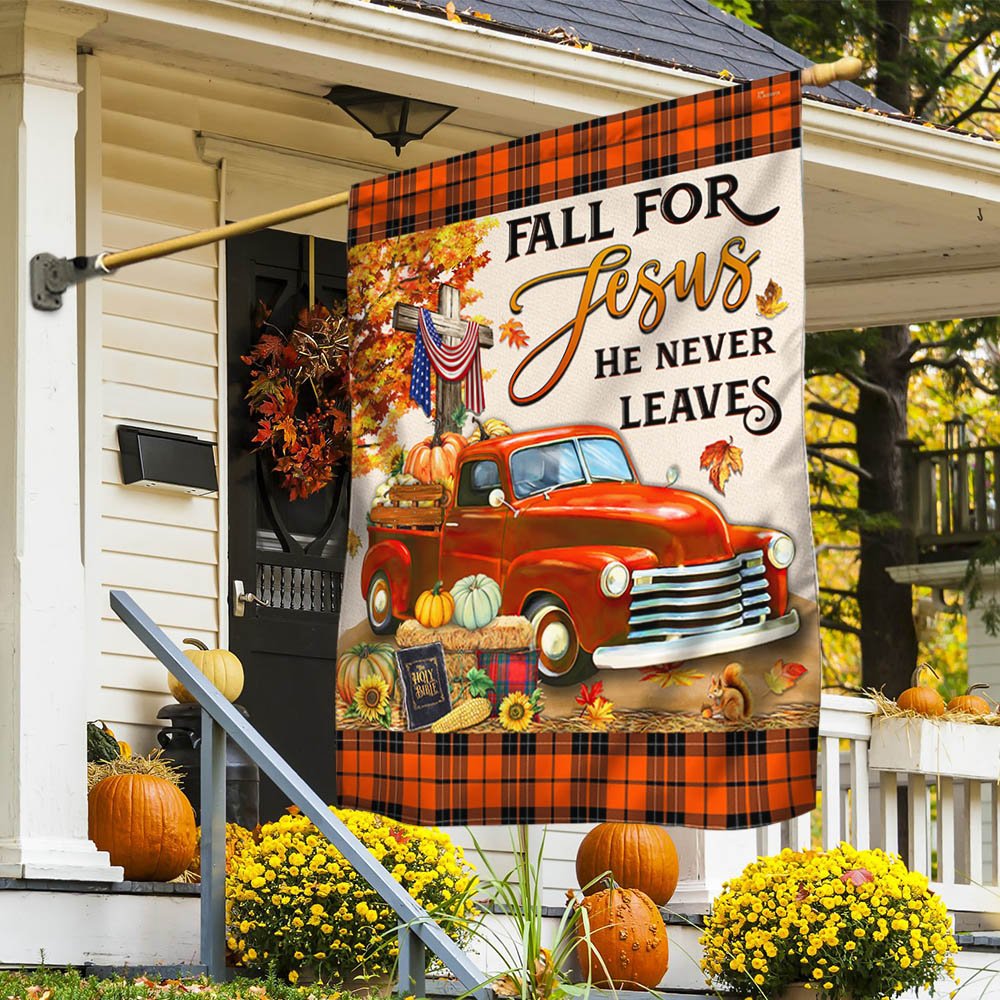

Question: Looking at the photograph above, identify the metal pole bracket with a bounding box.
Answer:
[30,253,109,311]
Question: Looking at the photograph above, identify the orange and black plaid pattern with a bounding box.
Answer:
[336,728,817,828]
[349,73,800,246]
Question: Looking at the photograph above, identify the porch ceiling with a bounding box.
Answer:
[81,0,1000,332]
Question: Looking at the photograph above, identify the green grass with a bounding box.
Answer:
[0,969,382,1000]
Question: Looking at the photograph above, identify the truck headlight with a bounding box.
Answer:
[600,561,631,597]
[768,533,795,569]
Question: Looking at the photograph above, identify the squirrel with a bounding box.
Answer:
[706,662,754,722]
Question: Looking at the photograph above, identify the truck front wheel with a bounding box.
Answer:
[366,570,400,635]
[524,595,597,687]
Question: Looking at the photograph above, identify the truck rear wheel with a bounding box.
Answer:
[366,570,399,635]
[525,594,597,687]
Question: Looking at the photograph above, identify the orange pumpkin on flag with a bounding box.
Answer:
[404,430,466,484]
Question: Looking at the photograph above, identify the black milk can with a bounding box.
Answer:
[156,703,259,828]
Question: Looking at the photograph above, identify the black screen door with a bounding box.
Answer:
[226,229,348,820]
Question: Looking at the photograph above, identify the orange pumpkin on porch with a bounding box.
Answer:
[897,664,946,717]
[575,886,669,988]
[576,822,679,905]
[947,683,992,716]
[88,773,196,881]
[404,430,466,484]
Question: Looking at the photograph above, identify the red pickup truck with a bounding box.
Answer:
[362,425,799,686]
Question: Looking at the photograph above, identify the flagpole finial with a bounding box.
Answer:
[801,56,863,88]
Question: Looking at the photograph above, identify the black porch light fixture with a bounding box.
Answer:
[325,85,456,155]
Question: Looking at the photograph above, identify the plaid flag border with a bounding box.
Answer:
[336,728,818,828]
[349,73,800,246]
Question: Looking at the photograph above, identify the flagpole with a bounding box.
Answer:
[801,56,863,88]
[30,58,860,311]
[30,189,350,311]
[103,190,350,271]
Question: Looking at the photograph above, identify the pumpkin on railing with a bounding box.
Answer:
[896,663,945,717]
[947,683,992,715]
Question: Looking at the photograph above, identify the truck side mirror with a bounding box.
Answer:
[665,465,680,487]
[488,487,520,517]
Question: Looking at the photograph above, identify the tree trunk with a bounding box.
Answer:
[855,325,917,696]
[875,0,913,112]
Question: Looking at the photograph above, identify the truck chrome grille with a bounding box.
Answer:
[627,551,770,640]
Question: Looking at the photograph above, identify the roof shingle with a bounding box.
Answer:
[418,0,894,111]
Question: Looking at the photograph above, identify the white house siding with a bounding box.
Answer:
[965,573,1000,691]
[94,55,223,752]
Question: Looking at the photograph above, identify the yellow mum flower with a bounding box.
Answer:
[700,843,957,999]
[498,692,534,732]
[226,807,477,981]
[355,675,390,722]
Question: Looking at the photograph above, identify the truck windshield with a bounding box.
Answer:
[580,437,634,482]
[510,441,586,498]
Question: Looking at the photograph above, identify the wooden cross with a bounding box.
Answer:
[392,284,494,434]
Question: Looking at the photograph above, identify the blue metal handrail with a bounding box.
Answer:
[111,589,488,998]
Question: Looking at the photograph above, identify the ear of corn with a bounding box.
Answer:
[431,697,491,734]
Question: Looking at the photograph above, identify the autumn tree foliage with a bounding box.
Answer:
[348,219,500,477]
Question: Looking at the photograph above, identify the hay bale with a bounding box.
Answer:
[396,615,532,652]
[445,652,477,682]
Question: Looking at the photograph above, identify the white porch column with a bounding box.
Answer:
[668,827,759,911]
[0,0,120,880]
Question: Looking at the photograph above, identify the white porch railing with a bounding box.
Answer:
[758,693,1000,916]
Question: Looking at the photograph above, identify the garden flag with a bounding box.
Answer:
[338,73,819,828]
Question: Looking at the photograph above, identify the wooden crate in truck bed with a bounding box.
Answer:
[369,483,447,528]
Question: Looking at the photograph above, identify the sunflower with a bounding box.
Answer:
[583,696,615,730]
[355,675,390,723]
[498,692,534,733]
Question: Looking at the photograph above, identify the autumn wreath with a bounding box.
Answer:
[243,301,351,500]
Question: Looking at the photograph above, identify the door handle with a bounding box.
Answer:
[233,579,270,617]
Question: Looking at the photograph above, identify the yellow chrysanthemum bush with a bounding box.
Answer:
[700,843,958,1000]
[226,808,478,983]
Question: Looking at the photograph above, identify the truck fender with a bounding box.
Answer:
[504,546,657,652]
[361,539,413,616]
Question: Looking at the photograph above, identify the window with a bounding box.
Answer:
[457,460,501,507]
[580,437,634,482]
[510,441,586,499]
